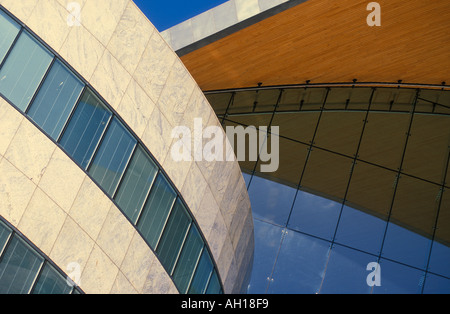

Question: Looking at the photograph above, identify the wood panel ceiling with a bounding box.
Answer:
[180,0,450,91]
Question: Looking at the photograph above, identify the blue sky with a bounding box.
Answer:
[133,0,229,31]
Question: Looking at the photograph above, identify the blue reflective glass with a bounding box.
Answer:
[320,244,373,294]
[137,174,177,249]
[31,263,72,294]
[247,219,284,294]
[334,205,386,255]
[59,89,112,169]
[288,190,342,240]
[0,31,53,111]
[267,230,330,294]
[156,200,192,274]
[0,10,20,64]
[172,224,204,293]
[372,259,425,294]
[114,145,158,224]
[28,59,84,140]
[88,117,136,196]
[247,175,296,226]
[423,273,450,294]
[427,240,450,278]
[381,222,431,270]
[188,249,214,294]
[0,236,43,294]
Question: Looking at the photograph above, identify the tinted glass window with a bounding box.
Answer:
[114,145,158,224]
[0,10,20,64]
[137,174,177,248]
[59,89,112,169]
[88,117,136,196]
[31,263,73,294]
[28,59,84,140]
[0,31,53,111]
[0,236,43,294]
[188,249,214,294]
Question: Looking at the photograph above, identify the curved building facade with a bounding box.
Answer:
[0,0,254,294]
[163,0,450,293]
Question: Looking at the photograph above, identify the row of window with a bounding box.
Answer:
[0,7,222,294]
[0,218,83,294]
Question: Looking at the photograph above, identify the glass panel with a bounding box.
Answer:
[382,176,440,269]
[205,270,221,294]
[372,259,425,294]
[314,111,366,157]
[423,273,450,294]
[0,220,12,254]
[402,114,449,184]
[247,174,297,226]
[334,205,386,255]
[428,191,450,278]
[31,263,72,294]
[320,244,374,294]
[271,111,320,144]
[0,10,20,64]
[0,235,44,294]
[267,230,331,294]
[156,200,192,274]
[137,174,177,249]
[172,224,204,293]
[288,190,342,241]
[114,145,158,224]
[247,219,284,294]
[59,89,112,169]
[0,31,53,111]
[301,148,353,202]
[27,59,84,140]
[88,117,136,196]
[188,249,213,294]
[357,112,410,170]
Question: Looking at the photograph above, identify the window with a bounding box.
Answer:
[27,59,84,140]
[59,89,112,169]
[114,145,158,224]
[172,224,204,293]
[0,10,20,64]
[31,262,73,294]
[0,220,12,254]
[156,200,192,274]
[0,31,53,111]
[88,117,136,196]
[188,249,214,294]
[137,174,177,249]
[0,236,44,294]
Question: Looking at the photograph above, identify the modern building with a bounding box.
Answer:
[161,0,450,293]
[0,0,254,294]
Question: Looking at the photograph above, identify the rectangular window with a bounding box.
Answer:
[27,59,84,140]
[172,224,204,293]
[188,248,214,294]
[137,174,177,249]
[0,10,21,64]
[205,270,222,294]
[59,89,112,169]
[88,117,136,196]
[114,145,158,224]
[156,200,192,274]
[31,263,72,294]
[0,31,53,111]
[0,236,43,294]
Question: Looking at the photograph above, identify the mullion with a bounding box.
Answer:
[0,24,22,71]
[111,141,138,200]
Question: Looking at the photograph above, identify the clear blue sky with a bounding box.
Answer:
[133,0,229,31]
